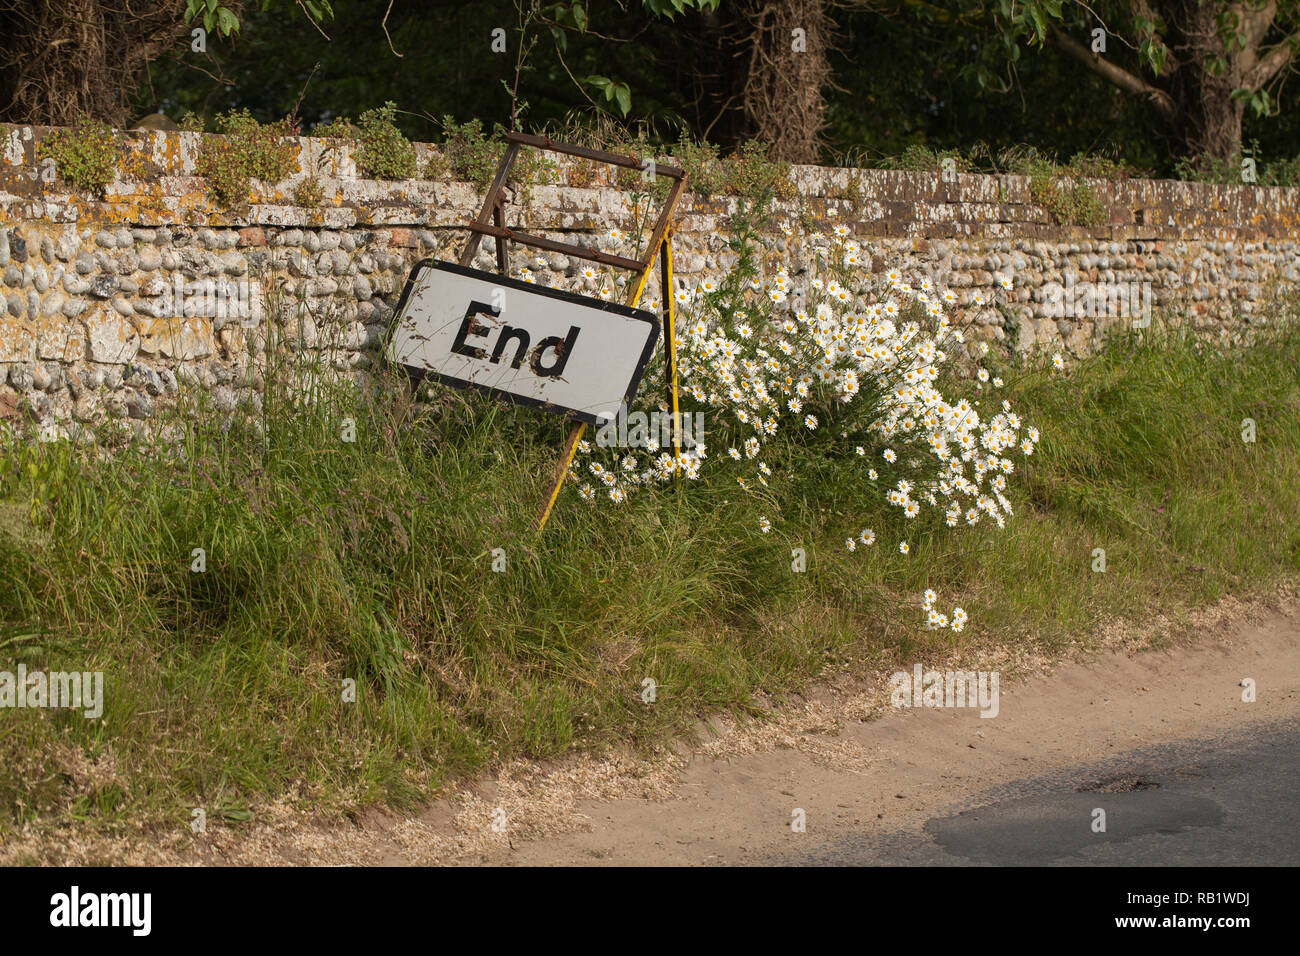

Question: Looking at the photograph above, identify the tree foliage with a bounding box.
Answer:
[872,0,1300,161]
[7,0,1300,173]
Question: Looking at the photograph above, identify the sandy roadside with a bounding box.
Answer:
[480,589,1300,866]
[5,582,1297,866]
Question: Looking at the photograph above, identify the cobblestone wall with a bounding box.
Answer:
[2,122,1298,436]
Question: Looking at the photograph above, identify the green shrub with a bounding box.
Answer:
[196,109,298,207]
[36,116,119,196]
[440,116,503,190]
[883,144,973,174]
[355,102,417,180]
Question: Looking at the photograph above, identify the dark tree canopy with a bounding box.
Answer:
[4,0,1300,174]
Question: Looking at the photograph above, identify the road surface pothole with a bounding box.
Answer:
[1076,776,1160,793]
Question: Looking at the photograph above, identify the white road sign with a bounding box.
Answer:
[385,260,661,425]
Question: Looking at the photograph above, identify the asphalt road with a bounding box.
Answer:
[772,719,1300,866]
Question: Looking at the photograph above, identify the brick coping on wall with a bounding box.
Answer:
[3,122,1300,242]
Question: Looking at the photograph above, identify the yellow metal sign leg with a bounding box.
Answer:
[536,232,680,531]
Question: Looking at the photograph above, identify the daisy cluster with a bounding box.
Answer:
[922,589,968,633]
[548,224,1040,543]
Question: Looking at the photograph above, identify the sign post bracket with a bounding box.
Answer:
[451,131,689,532]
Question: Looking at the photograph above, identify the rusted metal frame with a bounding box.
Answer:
[491,197,508,273]
[503,130,685,180]
[458,140,521,267]
[465,222,645,272]
[637,174,686,271]
[449,132,690,530]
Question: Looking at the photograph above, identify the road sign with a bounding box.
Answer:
[386,260,660,426]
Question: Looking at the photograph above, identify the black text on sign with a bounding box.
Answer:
[385,261,660,425]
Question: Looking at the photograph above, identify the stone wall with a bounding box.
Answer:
[2,121,1298,437]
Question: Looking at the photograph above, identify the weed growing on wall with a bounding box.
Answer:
[196,109,298,207]
[313,106,420,180]
[720,140,796,199]
[509,149,558,204]
[1028,173,1106,228]
[601,132,666,200]
[993,147,1106,227]
[420,148,450,181]
[426,116,555,199]
[35,115,119,196]
[440,116,504,190]
[566,157,601,189]
[884,144,974,175]
[355,103,417,180]
[607,135,792,200]
[313,116,358,139]
[1174,142,1300,186]
[673,136,721,194]
[293,175,325,207]
[864,144,1153,226]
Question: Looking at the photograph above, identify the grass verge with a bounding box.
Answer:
[1,319,1298,848]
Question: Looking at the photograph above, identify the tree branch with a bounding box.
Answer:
[1237,0,1278,49]
[1245,32,1299,88]
[382,0,403,57]
[1049,24,1175,120]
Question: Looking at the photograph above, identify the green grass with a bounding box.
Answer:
[2,316,1298,846]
